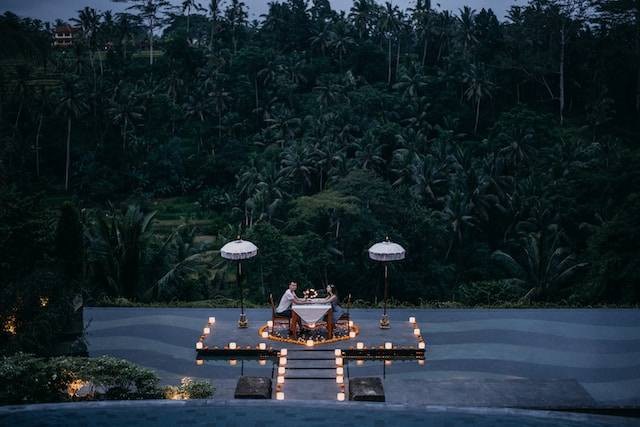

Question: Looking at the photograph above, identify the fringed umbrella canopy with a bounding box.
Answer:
[220,239,258,260]
[368,239,406,262]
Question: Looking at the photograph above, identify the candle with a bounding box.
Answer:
[336,375,344,384]
[409,316,416,324]
[276,392,284,400]
[196,359,203,365]
[208,317,216,324]
[418,359,425,365]
[356,342,364,350]
[259,359,267,366]
[277,376,285,384]
[267,320,273,328]
[335,357,343,366]
[280,349,288,356]
[203,327,210,335]
[229,342,237,350]
[229,359,237,366]
[279,357,287,366]
[413,328,421,336]
[384,342,392,349]
[385,360,392,365]
[348,320,354,327]
[349,331,356,338]
[306,339,314,347]
[261,331,269,338]
[334,349,342,356]
[195,342,203,350]
[336,367,344,375]
[418,341,425,349]
[337,392,345,401]
[356,359,364,366]
[259,343,266,350]
[278,366,286,375]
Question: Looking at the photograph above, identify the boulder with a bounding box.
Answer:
[234,376,272,399]
[349,377,385,402]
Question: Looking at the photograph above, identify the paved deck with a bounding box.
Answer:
[83,307,640,408]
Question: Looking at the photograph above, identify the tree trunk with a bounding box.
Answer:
[559,22,565,125]
[387,37,392,85]
[123,116,128,151]
[149,20,154,66]
[396,39,401,75]
[254,76,259,125]
[474,97,480,135]
[421,37,428,67]
[35,113,43,178]
[65,117,72,191]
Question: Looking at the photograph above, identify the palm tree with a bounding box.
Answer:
[181,0,204,41]
[492,230,588,301]
[353,133,385,171]
[33,86,54,178]
[457,6,477,54]
[11,64,32,139]
[463,63,494,135]
[329,22,356,71]
[224,0,248,54]
[56,77,87,191]
[349,0,375,39]
[208,0,222,51]
[443,189,474,260]
[209,81,232,144]
[379,2,400,85]
[183,90,211,152]
[310,24,334,56]
[115,12,136,59]
[409,0,432,66]
[280,140,315,194]
[393,66,427,100]
[127,0,170,66]
[108,85,145,152]
[71,7,101,78]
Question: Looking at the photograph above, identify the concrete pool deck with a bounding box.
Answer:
[83,307,640,409]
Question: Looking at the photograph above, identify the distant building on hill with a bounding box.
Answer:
[53,24,77,48]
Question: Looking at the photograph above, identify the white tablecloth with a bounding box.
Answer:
[292,304,331,324]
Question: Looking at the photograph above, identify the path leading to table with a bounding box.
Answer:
[84,307,640,408]
[279,349,342,401]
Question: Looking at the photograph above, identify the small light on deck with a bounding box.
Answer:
[356,359,364,366]
[208,317,216,324]
[258,343,266,350]
[259,359,267,366]
[334,349,342,356]
[384,342,392,349]
[337,392,345,401]
[262,331,269,338]
[229,342,237,350]
[413,328,421,336]
[276,392,284,400]
[278,366,286,375]
[306,339,314,347]
[203,327,210,335]
[335,357,343,366]
[229,359,237,366]
[279,357,287,366]
[336,367,344,375]
[356,342,364,350]
[349,331,356,338]
[418,342,425,349]
[348,320,354,327]
[336,375,344,384]
[280,349,288,356]
[267,320,273,328]
[418,359,425,365]
[385,360,392,366]
[277,375,285,384]
[196,359,203,365]
[409,316,416,324]
[195,342,203,350]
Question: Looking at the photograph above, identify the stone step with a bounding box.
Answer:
[286,359,336,369]
[285,350,337,360]
[285,369,337,379]
[281,379,340,401]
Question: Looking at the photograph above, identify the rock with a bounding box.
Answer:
[349,377,385,402]
[234,376,272,399]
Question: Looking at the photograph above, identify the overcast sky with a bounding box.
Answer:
[2,0,522,23]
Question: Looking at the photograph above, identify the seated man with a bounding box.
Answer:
[275,281,308,317]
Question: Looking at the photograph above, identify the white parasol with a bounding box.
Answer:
[220,238,258,328]
[368,237,406,329]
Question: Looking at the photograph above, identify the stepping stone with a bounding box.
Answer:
[349,377,385,402]
[286,359,335,368]
[234,376,272,399]
[285,369,336,379]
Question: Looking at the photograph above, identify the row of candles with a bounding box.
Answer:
[195,317,217,350]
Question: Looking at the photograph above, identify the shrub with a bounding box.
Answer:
[163,377,214,400]
[456,279,526,306]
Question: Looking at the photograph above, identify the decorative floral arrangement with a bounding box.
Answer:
[303,288,318,299]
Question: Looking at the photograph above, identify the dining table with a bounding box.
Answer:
[290,300,334,339]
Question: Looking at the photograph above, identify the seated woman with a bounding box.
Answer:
[318,284,345,326]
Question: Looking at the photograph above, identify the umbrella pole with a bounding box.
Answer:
[380,263,390,329]
[238,261,248,328]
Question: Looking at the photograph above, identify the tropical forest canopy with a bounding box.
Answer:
[1,0,640,341]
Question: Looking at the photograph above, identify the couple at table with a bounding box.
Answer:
[276,281,345,327]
